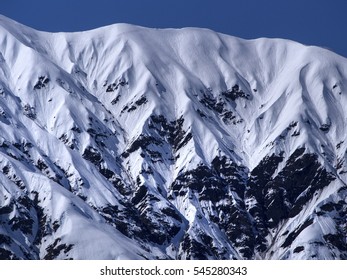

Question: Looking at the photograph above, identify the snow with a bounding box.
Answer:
[0,14,347,259]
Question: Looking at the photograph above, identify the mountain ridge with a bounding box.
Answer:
[0,15,346,260]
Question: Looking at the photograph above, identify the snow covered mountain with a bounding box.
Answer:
[0,15,346,260]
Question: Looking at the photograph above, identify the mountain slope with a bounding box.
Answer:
[0,15,346,259]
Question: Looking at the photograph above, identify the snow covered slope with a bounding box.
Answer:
[0,15,346,259]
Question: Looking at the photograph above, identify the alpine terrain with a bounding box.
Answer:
[0,15,346,260]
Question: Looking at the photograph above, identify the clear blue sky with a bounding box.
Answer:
[1,0,347,58]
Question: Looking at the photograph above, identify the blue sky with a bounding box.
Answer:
[1,0,347,57]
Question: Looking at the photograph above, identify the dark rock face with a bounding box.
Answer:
[165,148,339,259]
[197,88,244,124]
[33,76,50,90]
[222,85,250,101]
[43,238,74,260]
